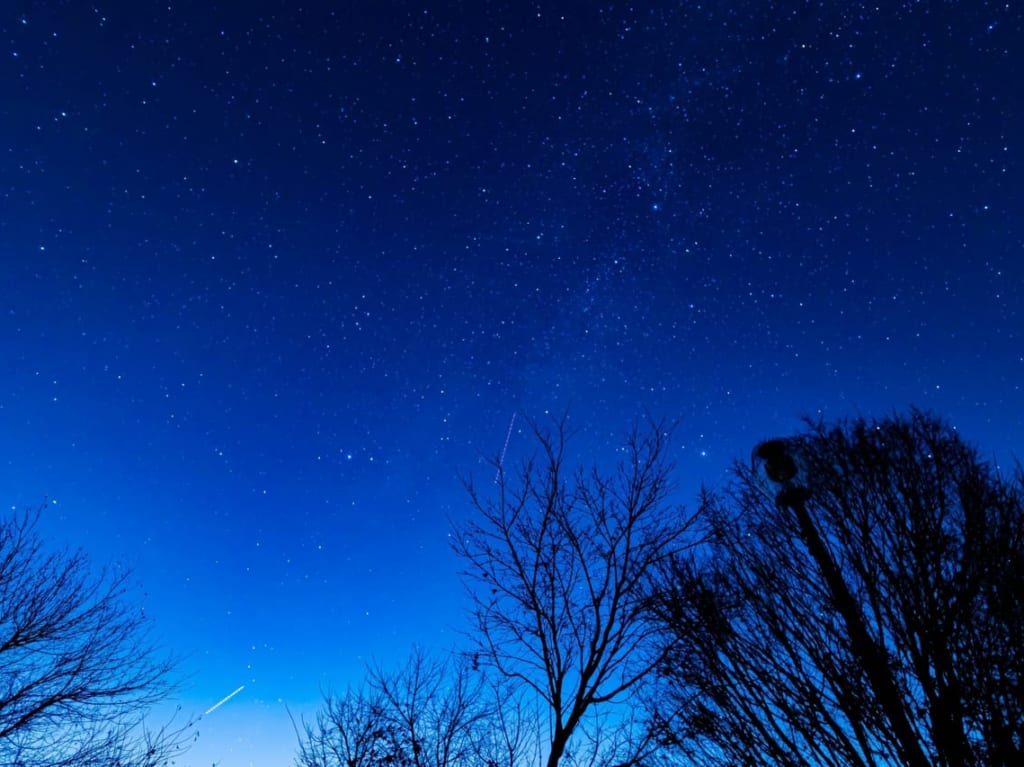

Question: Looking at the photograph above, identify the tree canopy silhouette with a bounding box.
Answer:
[453,415,698,767]
[297,646,537,767]
[0,505,185,767]
[653,410,1024,767]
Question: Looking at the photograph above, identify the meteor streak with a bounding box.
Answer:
[495,412,516,482]
[204,685,245,715]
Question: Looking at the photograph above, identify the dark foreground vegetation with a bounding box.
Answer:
[300,410,1024,767]
[3,410,1021,766]
[0,505,194,767]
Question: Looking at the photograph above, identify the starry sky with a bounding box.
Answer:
[2,2,1021,765]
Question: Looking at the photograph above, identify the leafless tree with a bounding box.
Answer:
[453,415,697,767]
[0,505,186,767]
[653,410,1024,767]
[473,677,542,767]
[296,681,398,767]
[371,649,488,767]
[298,647,525,767]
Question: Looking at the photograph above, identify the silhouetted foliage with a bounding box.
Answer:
[653,410,1024,767]
[296,680,403,767]
[297,647,532,767]
[0,505,188,767]
[453,415,698,767]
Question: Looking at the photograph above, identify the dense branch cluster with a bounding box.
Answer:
[304,410,1023,767]
[7,410,1021,767]
[654,411,1024,767]
[0,506,188,767]
[297,648,539,767]
[452,416,698,767]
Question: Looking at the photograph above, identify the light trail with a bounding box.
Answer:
[204,684,245,715]
[495,412,517,482]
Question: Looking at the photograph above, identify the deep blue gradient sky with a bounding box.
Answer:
[2,2,1022,765]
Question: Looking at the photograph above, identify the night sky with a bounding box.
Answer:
[2,2,1021,765]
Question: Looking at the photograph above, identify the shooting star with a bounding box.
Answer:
[495,412,516,482]
[204,684,245,716]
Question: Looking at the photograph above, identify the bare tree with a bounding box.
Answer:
[371,649,488,767]
[474,677,542,767]
[296,682,399,767]
[453,415,697,767]
[298,647,520,767]
[0,505,186,767]
[653,410,1024,767]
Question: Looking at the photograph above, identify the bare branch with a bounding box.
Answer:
[0,505,184,767]
[652,410,1024,767]
[453,415,698,767]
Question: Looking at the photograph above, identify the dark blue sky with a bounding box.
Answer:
[2,2,1021,764]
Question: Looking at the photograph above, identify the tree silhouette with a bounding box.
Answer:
[297,678,404,767]
[298,647,534,767]
[653,410,1024,766]
[453,415,697,767]
[0,505,185,767]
